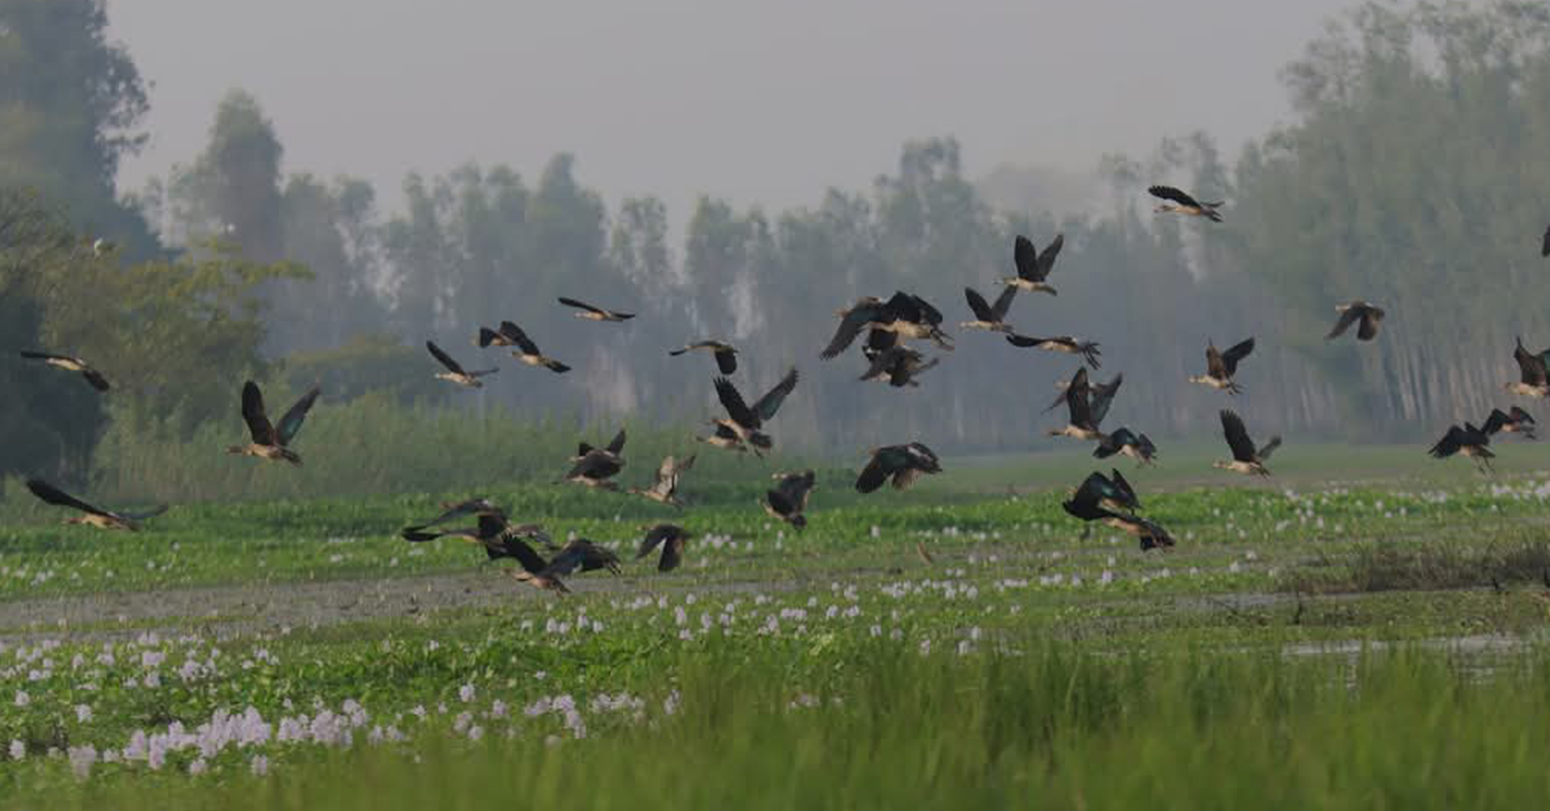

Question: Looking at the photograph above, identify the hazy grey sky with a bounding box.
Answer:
[108,0,1355,221]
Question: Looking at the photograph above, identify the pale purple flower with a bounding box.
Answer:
[8,740,22,761]
[459,683,476,703]
[12,691,27,707]
[75,704,92,723]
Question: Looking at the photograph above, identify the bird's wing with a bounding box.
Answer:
[119,504,169,521]
[558,296,606,315]
[714,347,737,374]
[477,327,502,347]
[1356,309,1381,341]
[605,428,628,456]
[1090,374,1123,425]
[81,368,111,392]
[777,470,816,507]
[275,387,321,446]
[882,291,922,323]
[424,498,498,527]
[426,341,466,375]
[659,534,685,572]
[865,328,898,353]
[910,295,944,326]
[1013,235,1039,280]
[714,377,758,427]
[820,303,886,359]
[905,442,940,470]
[1326,307,1362,339]
[1221,338,1255,374]
[1511,406,1536,424]
[1148,185,1202,208]
[1006,334,1048,349]
[1483,409,1510,435]
[1064,370,1094,428]
[964,287,995,322]
[752,367,800,422]
[481,519,550,573]
[989,284,1019,320]
[1257,436,1283,460]
[855,451,894,494]
[19,350,69,363]
[241,381,277,445]
[1542,225,1549,258]
[25,479,112,518]
[765,487,797,516]
[1220,410,1257,462]
[1429,426,1465,458]
[499,321,541,355]
[1110,469,1140,509]
[1036,233,1065,279]
[1516,338,1548,386]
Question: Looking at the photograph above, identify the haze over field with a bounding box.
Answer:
[107,0,1353,217]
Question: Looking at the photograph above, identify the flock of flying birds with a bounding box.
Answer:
[12,185,1550,590]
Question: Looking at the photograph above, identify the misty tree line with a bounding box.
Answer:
[5,0,1550,484]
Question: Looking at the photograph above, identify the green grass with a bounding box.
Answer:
[3,450,1550,806]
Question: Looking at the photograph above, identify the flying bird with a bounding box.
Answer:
[1046,371,1123,420]
[477,322,569,373]
[19,351,110,392]
[820,292,952,359]
[226,381,320,465]
[558,297,635,322]
[1190,337,1255,394]
[636,524,692,572]
[696,422,749,454]
[1002,234,1065,295]
[1326,301,1385,341]
[856,443,942,493]
[412,497,505,529]
[24,479,166,531]
[712,368,799,454]
[961,285,1019,332]
[1094,427,1158,466]
[628,454,695,508]
[1542,224,1549,258]
[1149,185,1224,222]
[1429,423,1494,471]
[1061,471,1174,550]
[1483,406,1537,440]
[402,514,555,565]
[563,448,625,490]
[573,429,627,463]
[859,345,940,388]
[670,341,739,375]
[1215,410,1281,476]
[1005,333,1101,369]
[1048,368,1107,441]
[508,538,623,594]
[763,470,816,530]
[1507,337,1550,398]
[427,341,497,388]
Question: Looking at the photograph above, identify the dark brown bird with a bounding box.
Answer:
[1061,471,1174,550]
[427,340,497,388]
[558,297,635,322]
[19,351,110,392]
[1483,407,1537,440]
[1006,333,1101,369]
[1046,371,1123,422]
[636,524,691,572]
[573,429,628,463]
[670,341,738,374]
[1149,185,1223,222]
[477,322,569,373]
[1507,337,1550,398]
[25,479,166,531]
[961,284,1019,332]
[1048,367,1106,441]
[696,422,749,454]
[1002,234,1065,295]
[712,368,799,454]
[1541,224,1549,258]
[402,514,554,565]
[1190,337,1254,394]
[856,443,942,493]
[509,538,623,593]
[1326,301,1385,341]
[1094,427,1158,466]
[820,292,952,359]
[226,381,320,465]
[1215,410,1281,476]
[763,470,816,530]
[1429,423,1494,471]
[859,345,940,388]
[413,498,505,529]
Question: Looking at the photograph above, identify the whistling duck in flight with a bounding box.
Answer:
[558,297,635,322]
[1215,410,1281,476]
[1006,333,1101,369]
[628,454,695,508]
[477,322,569,373]
[821,292,952,359]
[1149,185,1223,222]
[859,345,940,388]
[763,470,816,530]
[712,368,799,454]
[1483,407,1537,440]
[227,381,320,465]
[1094,427,1158,466]
[697,422,749,454]
[670,341,739,375]
[961,285,1019,332]
[1062,471,1174,550]
[636,524,692,572]
[427,341,497,388]
[508,538,622,594]
[19,351,110,392]
[1507,337,1550,398]
[1429,422,1494,471]
[1002,234,1065,295]
[856,443,942,493]
[402,514,554,565]
[25,479,166,531]
[1326,301,1385,342]
[1048,368,1107,441]
[1190,337,1254,394]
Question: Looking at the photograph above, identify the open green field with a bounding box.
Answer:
[3,441,1550,808]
